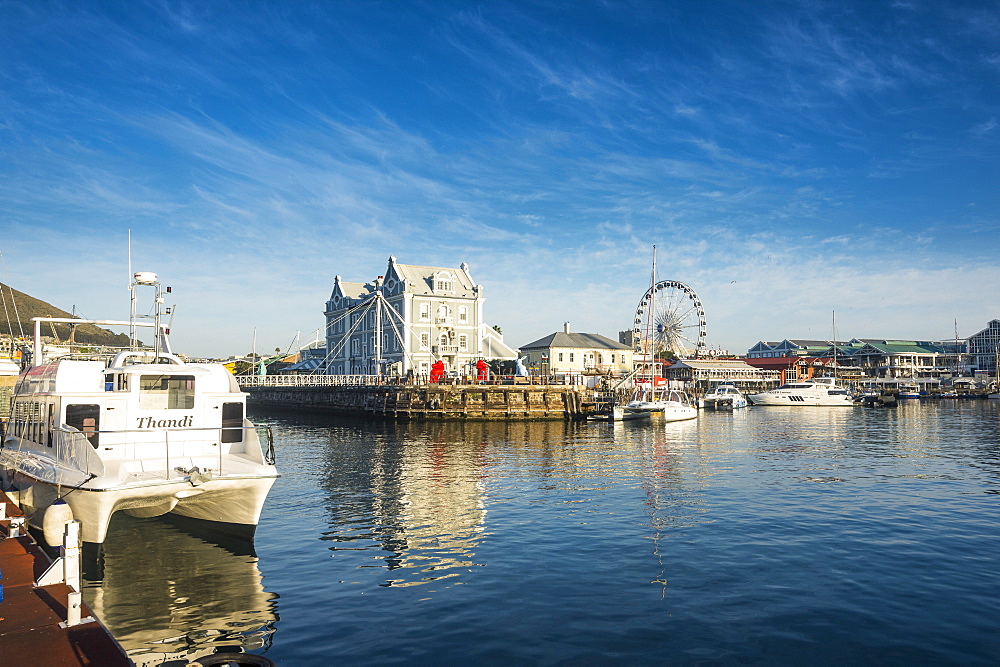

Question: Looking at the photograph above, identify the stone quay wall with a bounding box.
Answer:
[245,383,589,420]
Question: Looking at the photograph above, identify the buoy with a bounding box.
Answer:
[42,498,75,547]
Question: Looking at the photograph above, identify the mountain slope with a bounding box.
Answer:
[0,283,131,346]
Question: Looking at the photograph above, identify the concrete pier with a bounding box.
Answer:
[245,383,590,420]
[0,491,129,665]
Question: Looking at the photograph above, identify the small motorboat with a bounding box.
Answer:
[588,402,651,422]
[701,383,748,410]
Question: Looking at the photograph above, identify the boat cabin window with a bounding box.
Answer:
[777,384,811,390]
[104,373,129,392]
[221,402,244,443]
[139,375,196,410]
[66,404,100,447]
[11,400,44,446]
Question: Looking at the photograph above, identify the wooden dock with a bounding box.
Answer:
[0,491,130,665]
[245,382,591,419]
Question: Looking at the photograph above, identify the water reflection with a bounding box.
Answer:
[242,404,1000,663]
[82,514,278,666]
[318,421,492,587]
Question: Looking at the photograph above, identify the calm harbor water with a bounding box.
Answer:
[84,401,1000,665]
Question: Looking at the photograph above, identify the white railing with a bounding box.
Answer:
[44,424,272,480]
[238,373,591,388]
[237,374,399,387]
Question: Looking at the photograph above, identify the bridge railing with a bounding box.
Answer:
[236,374,398,387]
[236,374,595,388]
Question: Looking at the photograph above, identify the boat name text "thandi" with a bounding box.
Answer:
[136,416,195,429]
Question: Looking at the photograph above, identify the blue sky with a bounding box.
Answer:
[2,0,998,358]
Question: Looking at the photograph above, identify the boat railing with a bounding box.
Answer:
[49,427,106,484]
[47,424,273,481]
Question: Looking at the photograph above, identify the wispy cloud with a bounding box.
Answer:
[0,0,997,356]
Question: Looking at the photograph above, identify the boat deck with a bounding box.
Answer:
[0,491,129,666]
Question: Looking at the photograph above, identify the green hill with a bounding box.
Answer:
[0,282,132,346]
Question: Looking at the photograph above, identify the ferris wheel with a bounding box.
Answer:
[632,280,707,359]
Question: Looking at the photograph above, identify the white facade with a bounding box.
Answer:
[519,324,633,375]
[323,257,516,376]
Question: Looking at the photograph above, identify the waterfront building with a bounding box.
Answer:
[666,358,779,390]
[968,319,1000,372]
[824,339,952,381]
[742,356,861,386]
[746,339,848,358]
[323,257,517,377]
[277,340,328,375]
[745,335,978,389]
[520,323,633,376]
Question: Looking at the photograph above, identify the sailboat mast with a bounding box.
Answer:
[832,310,837,378]
[644,246,657,373]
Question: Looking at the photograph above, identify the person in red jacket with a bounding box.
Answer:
[476,359,489,383]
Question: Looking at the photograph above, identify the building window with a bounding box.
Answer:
[558,353,564,362]
[458,306,468,323]
[419,303,430,322]
[435,275,454,292]
[569,353,575,362]
[420,333,429,350]
[458,334,468,351]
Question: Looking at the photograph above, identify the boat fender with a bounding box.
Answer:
[42,498,75,547]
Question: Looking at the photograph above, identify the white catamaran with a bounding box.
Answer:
[0,272,279,546]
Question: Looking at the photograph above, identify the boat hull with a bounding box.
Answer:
[702,397,749,410]
[1,466,276,544]
[748,393,853,406]
[588,406,650,421]
[659,406,698,422]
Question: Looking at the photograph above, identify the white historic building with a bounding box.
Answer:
[519,323,633,375]
[323,257,516,377]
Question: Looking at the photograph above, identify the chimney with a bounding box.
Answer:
[564,322,570,334]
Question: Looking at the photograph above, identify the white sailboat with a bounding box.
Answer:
[627,246,698,423]
[0,272,279,546]
[989,348,1000,399]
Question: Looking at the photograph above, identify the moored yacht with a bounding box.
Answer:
[628,387,697,422]
[748,377,854,407]
[0,272,279,546]
[626,385,673,412]
[658,389,698,422]
[701,383,748,410]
